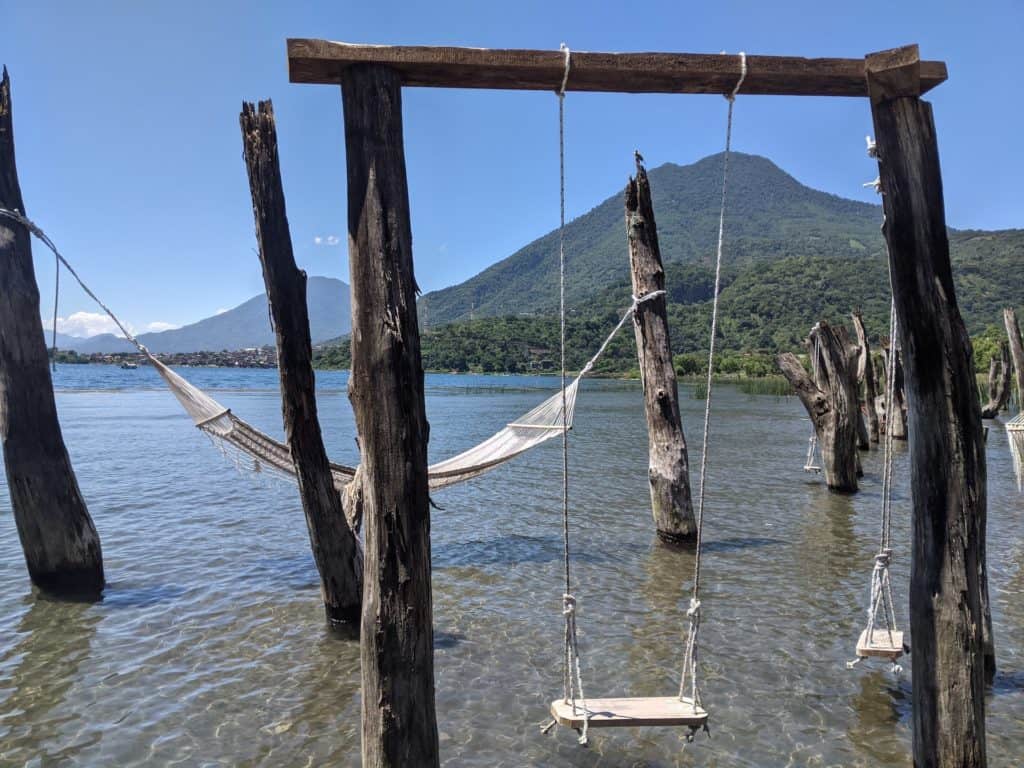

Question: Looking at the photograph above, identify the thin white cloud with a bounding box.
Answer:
[145,321,179,333]
[314,234,340,246]
[47,311,132,338]
[215,308,229,315]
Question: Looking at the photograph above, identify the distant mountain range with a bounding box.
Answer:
[52,276,351,354]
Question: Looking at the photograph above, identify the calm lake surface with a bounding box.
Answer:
[1,364,1022,766]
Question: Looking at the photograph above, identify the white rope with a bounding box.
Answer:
[679,50,745,721]
[0,207,150,357]
[850,138,903,671]
[804,333,823,472]
[555,41,589,747]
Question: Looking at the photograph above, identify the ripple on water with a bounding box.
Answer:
[0,371,1022,765]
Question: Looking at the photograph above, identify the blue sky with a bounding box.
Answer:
[5,1,1021,337]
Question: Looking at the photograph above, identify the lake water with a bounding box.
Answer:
[1,365,1022,766]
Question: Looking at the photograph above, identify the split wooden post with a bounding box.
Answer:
[240,100,363,625]
[867,45,988,765]
[851,311,880,443]
[341,64,440,767]
[625,158,696,543]
[778,321,860,492]
[0,68,104,599]
[1004,307,1024,410]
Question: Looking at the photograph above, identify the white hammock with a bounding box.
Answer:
[152,353,581,492]
[0,204,653,497]
[1007,412,1024,492]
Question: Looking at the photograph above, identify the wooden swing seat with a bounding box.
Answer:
[550,696,708,729]
[856,628,905,660]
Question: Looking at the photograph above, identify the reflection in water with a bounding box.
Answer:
[0,599,102,764]
[847,671,911,766]
[0,371,1021,765]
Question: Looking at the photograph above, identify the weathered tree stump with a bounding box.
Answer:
[240,100,363,625]
[851,311,880,443]
[778,321,860,492]
[624,157,695,544]
[867,45,988,766]
[879,342,908,439]
[0,68,104,599]
[1004,307,1024,410]
[341,64,439,768]
[980,342,1010,419]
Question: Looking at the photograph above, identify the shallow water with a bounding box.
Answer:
[1,364,1022,766]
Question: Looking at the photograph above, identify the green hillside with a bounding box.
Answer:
[317,154,1023,376]
[417,153,885,326]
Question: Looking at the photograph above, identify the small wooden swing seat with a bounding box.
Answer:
[550,696,708,729]
[856,628,905,661]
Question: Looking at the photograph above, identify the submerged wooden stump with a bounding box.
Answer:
[867,45,988,765]
[341,64,440,768]
[0,68,104,598]
[778,321,860,492]
[625,156,695,543]
[1005,307,1024,410]
[240,99,363,625]
[852,311,880,443]
[980,341,1010,419]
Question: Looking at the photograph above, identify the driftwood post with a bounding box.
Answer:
[625,157,696,543]
[0,68,104,598]
[341,65,439,767]
[1004,307,1024,410]
[980,342,1010,419]
[778,321,859,492]
[851,311,880,443]
[867,45,988,765]
[240,100,363,625]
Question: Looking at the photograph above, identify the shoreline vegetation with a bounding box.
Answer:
[54,319,1007,401]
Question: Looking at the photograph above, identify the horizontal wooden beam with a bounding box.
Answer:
[287,40,947,97]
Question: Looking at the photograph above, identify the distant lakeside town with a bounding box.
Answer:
[54,347,279,369]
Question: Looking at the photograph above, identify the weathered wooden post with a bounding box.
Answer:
[876,346,909,442]
[341,65,439,767]
[778,321,860,492]
[851,311,880,443]
[0,68,104,598]
[625,157,696,543]
[980,342,1010,419]
[240,99,363,625]
[867,45,988,765]
[1004,307,1024,410]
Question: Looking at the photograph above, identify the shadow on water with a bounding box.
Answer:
[848,670,911,765]
[0,599,102,763]
[433,534,646,568]
[988,668,1024,696]
[100,581,187,609]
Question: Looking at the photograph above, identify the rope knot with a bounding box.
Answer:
[865,135,879,158]
[687,597,701,618]
[562,593,577,616]
[874,551,891,568]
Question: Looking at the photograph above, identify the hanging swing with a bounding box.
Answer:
[849,141,905,668]
[545,45,745,743]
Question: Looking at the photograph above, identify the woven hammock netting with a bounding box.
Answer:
[150,354,580,493]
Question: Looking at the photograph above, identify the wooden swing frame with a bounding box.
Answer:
[289,39,991,765]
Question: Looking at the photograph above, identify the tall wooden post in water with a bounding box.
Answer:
[240,100,363,625]
[625,157,695,543]
[341,65,439,767]
[866,45,987,766]
[0,68,104,598]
